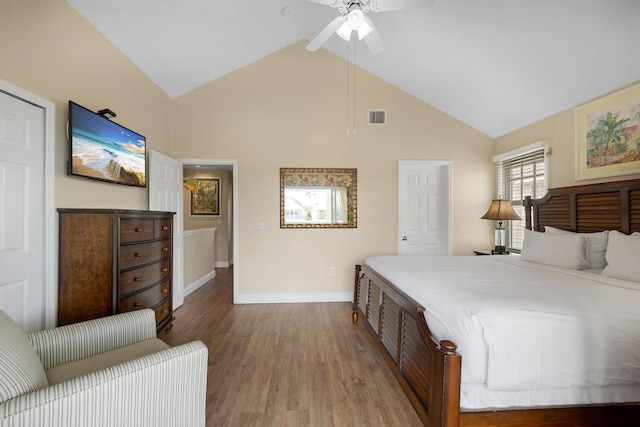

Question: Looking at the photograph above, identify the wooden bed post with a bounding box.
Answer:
[524,195,533,230]
[352,264,361,324]
[438,340,461,427]
[428,335,461,427]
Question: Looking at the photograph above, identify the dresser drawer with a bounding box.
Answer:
[120,240,170,270]
[119,280,170,313]
[154,219,172,239]
[120,219,154,243]
[154,298,171,325]
[119,259,170,296]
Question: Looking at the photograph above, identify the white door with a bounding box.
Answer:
[0,90,46,331]
[399,160,451,256]
[148,149,184,309]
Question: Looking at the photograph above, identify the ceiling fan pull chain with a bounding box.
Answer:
[353,41,357,135]
[346,38,350,135]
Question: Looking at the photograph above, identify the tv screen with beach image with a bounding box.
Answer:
[69,101,146,187]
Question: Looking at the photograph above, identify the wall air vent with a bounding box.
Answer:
[368,109,387,125]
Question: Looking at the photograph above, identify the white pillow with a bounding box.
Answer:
[521,229,588,270]
[602,230,640,282]
[544,226,609,268]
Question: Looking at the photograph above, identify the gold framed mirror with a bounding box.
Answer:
[280,168,357,228]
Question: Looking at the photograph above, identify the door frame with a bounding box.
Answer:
[179,158,238,303]
[398,160,452,256]
[0,79,56,328]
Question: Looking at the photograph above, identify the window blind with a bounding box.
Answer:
[495,148,546,251]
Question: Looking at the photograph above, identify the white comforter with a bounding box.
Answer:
[365,255,640,409]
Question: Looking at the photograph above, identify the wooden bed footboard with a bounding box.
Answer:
[353,264,462,427]
[354,264,640,427]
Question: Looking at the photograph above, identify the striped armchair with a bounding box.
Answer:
[0,309,207,427]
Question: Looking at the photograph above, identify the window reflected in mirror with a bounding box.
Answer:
[280,168,357,228]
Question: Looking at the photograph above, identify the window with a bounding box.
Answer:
[283,187,348,224]
[494,143,548,252]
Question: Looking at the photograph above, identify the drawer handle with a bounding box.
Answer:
[135,227,143,232]
[161,268,168,272]
[133,302,143,308]
[162,288,168,293]
[133,277,142,282]
[162,247,169,252]
[162,226,169,231]
[134,252,143,257]
[161,309,168,314]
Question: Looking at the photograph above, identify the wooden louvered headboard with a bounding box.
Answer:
[524,178,640,233]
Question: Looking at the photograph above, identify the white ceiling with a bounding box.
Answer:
[66,0,640,137]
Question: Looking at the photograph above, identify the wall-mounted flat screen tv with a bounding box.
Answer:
[68,100,146,187]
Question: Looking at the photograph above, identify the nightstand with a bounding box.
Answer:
[474,250,510,256]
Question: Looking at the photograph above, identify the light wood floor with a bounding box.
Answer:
[162,267,423,426]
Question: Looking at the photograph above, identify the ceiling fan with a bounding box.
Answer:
[305,0,436,55]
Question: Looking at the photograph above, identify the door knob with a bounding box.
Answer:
[402,236,408,241]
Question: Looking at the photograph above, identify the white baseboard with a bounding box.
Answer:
[234,291,352,304]
[184,270,216,297]
[214,261,230,268]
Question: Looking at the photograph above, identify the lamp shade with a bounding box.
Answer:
[183,178,198,193]
[481,199,521,254]
[481,200,521,221]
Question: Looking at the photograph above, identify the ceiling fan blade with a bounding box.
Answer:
[369,0,435,12]
[305,0,341,6]
[306,16,346,52]
[363,20,385,55]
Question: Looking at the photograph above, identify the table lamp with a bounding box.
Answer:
[481,199,521,254]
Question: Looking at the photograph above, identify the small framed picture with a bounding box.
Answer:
[190,178,221,216]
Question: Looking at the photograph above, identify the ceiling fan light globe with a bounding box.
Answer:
[347,9,365,29]
[336,21,352,40]
[357,20,373,40]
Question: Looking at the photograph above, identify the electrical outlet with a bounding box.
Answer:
[329,267,336,276]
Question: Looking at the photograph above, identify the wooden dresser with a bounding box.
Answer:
[57,209,175,332]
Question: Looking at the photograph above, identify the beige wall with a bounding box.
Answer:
[173,42,494,297]
[0,0,174,211]
[494,82,640,188]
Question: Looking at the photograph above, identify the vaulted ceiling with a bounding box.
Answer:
[66,0,640,137]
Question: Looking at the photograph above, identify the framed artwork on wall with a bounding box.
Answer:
[575,83,640,180]
[190,178,221,216]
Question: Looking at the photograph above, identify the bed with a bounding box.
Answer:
[352,178,640,427]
